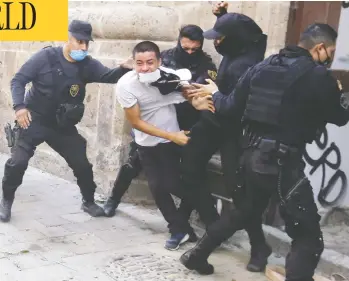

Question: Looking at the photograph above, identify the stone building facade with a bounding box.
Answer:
[0,1,291,202]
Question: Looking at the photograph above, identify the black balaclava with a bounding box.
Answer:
[211,13,264,58]
[174,25,204,65]
[175,41,203,65]
[214,36,246,57]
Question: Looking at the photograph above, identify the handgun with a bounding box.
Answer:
[4,123,14,147]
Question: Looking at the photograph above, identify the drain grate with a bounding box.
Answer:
[105,253,196,281]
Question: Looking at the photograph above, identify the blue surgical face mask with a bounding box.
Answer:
[70,50,88,61]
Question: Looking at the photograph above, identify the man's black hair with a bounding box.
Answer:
[132,41,160,59]
[299,23,337,49]
[179,24,204,42]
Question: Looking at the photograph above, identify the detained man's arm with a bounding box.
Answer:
[124,104,190,146]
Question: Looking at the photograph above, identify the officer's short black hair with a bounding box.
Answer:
[132,41,160,59]
[179,24,204,42]
[299,23,337,49]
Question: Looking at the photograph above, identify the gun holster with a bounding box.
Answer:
[56,103,85,128]
[4,122,20,147]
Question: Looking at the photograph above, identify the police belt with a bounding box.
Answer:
[243,131,301,164]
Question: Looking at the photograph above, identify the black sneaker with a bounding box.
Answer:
[81,201,106,217]
[165,233,190,251]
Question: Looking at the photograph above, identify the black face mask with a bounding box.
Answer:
[150,69,182,95]
[176,40,203,65]
[214,37,245,57]
[317,47,332,67]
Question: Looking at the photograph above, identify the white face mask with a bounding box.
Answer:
[138,69,161,84]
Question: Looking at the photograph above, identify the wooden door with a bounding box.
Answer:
[285,1,342,45]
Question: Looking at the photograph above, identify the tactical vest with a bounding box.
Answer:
[243,55,316,127]
[44,46,90,128]
[44,46,90,102]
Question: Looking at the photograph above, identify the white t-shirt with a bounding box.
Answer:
[115,67,187,147]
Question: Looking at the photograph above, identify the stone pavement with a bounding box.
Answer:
[0,152,346,281]
[0,153,280,281]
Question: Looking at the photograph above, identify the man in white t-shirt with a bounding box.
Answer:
[115,40,214,251]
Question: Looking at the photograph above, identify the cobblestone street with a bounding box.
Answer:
[0,154,274,281]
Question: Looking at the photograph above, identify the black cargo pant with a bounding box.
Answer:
[207,144,324,281]
[180,118,266,249]
[137,142,192,235]
[110,140,197,220]
[109,141,142,201]
[2,118,97,203]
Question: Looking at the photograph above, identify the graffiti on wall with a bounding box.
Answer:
[304,128,348,208]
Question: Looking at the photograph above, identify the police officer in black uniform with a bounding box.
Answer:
[161,24,218,131]
[103,25,217,224]
[0,20,132,223]
[180,23,349,281]
[179,2,271,272]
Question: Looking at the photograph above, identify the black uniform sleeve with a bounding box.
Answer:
[10,49,47,111]
[195,56,218,84]
[212,67,253,118]
[85,58,131,84]
[320,71,349,126]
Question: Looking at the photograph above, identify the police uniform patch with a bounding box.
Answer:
[70,84,79,97]
[208,70,217,80]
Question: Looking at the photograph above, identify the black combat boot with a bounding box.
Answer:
[180,233,219,275]
[0,195,14,223]
[103,197,120,217]
[81,200,105,217]
[246,243,272,272]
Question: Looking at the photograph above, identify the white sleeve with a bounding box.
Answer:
[164,91,187,104]
[115,84,137,108]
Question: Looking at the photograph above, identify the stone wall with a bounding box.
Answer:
[0,1,290,201]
